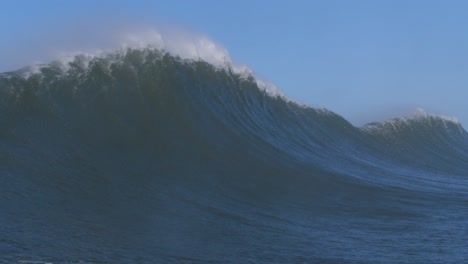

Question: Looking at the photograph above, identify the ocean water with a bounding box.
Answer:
[1,47,468,263]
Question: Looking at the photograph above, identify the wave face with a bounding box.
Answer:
[1,48,468,263]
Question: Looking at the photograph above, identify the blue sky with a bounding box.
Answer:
[1,1,467,126]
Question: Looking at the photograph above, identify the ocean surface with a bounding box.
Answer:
[1,47,468,263]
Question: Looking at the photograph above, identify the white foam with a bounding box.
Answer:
[35,28,282,97]
[119,29,283,97]
[363,107,462,134]
[55,50,105,71]
[414,107,460,124]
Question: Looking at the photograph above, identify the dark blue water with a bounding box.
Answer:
[1,48,468,263]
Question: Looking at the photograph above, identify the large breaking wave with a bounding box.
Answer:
[1,44,468,263]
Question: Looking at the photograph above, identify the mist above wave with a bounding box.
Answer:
[4,28,282,98]
[1,27,464,131]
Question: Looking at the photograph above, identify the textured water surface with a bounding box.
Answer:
[1,48,468,263]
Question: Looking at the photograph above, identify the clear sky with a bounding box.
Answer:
[1,1,467,127]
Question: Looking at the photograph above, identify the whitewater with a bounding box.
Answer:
[1,33,468,263]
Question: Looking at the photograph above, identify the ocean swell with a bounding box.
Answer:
[1,46,468,263]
